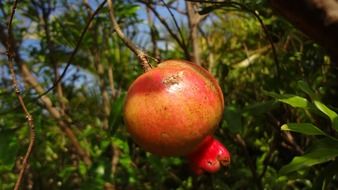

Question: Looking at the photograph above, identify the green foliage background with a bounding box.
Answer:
[0,0,338,189]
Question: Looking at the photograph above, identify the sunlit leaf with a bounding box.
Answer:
[265,91,310,108]
[314,100,338,131]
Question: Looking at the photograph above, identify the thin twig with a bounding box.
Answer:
[1,1,92,166]
[35,0,107,100]
[234,134,263,189]
[145,2,160,60]
[160,0,186,47]
[187,0,281,79]
[6,1,36,190]
[138,0,191,59]
[107,0,152,72]
[111,144,120,178]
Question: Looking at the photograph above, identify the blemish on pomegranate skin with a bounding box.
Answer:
[161,132,169,138]
[162,72,185,92]
[124,60,225,156]
[163,71,184,85]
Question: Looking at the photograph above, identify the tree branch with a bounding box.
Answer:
[269,0,338,62]
[0,1,93,167]
[6,1,36,190]
[186,1,204,65]
[107,0,152,72]
[138,0,191,60]
[160,0,186,50]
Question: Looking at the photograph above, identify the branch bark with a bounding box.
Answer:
[186,1,204,65]
[6,1,36,189]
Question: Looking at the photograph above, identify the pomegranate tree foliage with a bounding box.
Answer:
[0,0,338,189]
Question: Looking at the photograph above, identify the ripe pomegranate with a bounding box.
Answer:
[123,59,230,174]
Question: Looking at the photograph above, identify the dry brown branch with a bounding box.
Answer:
[107,0,152,72]
[5,1,36,190]
[186,1,205,65]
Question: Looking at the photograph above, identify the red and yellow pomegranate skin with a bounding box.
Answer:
[123,60,224,156]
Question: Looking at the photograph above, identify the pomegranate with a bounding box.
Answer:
[186,136,230,175]
[123,59,230,174]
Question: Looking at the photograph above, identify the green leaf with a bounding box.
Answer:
[279,138,338,174]
[265,91,310,108]
[58,166,76,180]
[109,94,126,135]
[78,161,87,177]
[278,95,309,108]
[0,129,19,170]
[281,123,326,136]
[297,80,317,100]
[314,100,338,131]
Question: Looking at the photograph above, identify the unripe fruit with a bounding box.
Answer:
[124,59,230,174]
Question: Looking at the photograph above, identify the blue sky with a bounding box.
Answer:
[0,0,191,91]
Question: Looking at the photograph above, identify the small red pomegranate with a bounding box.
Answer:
[186,136,230,175]
[123,59,230,174]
